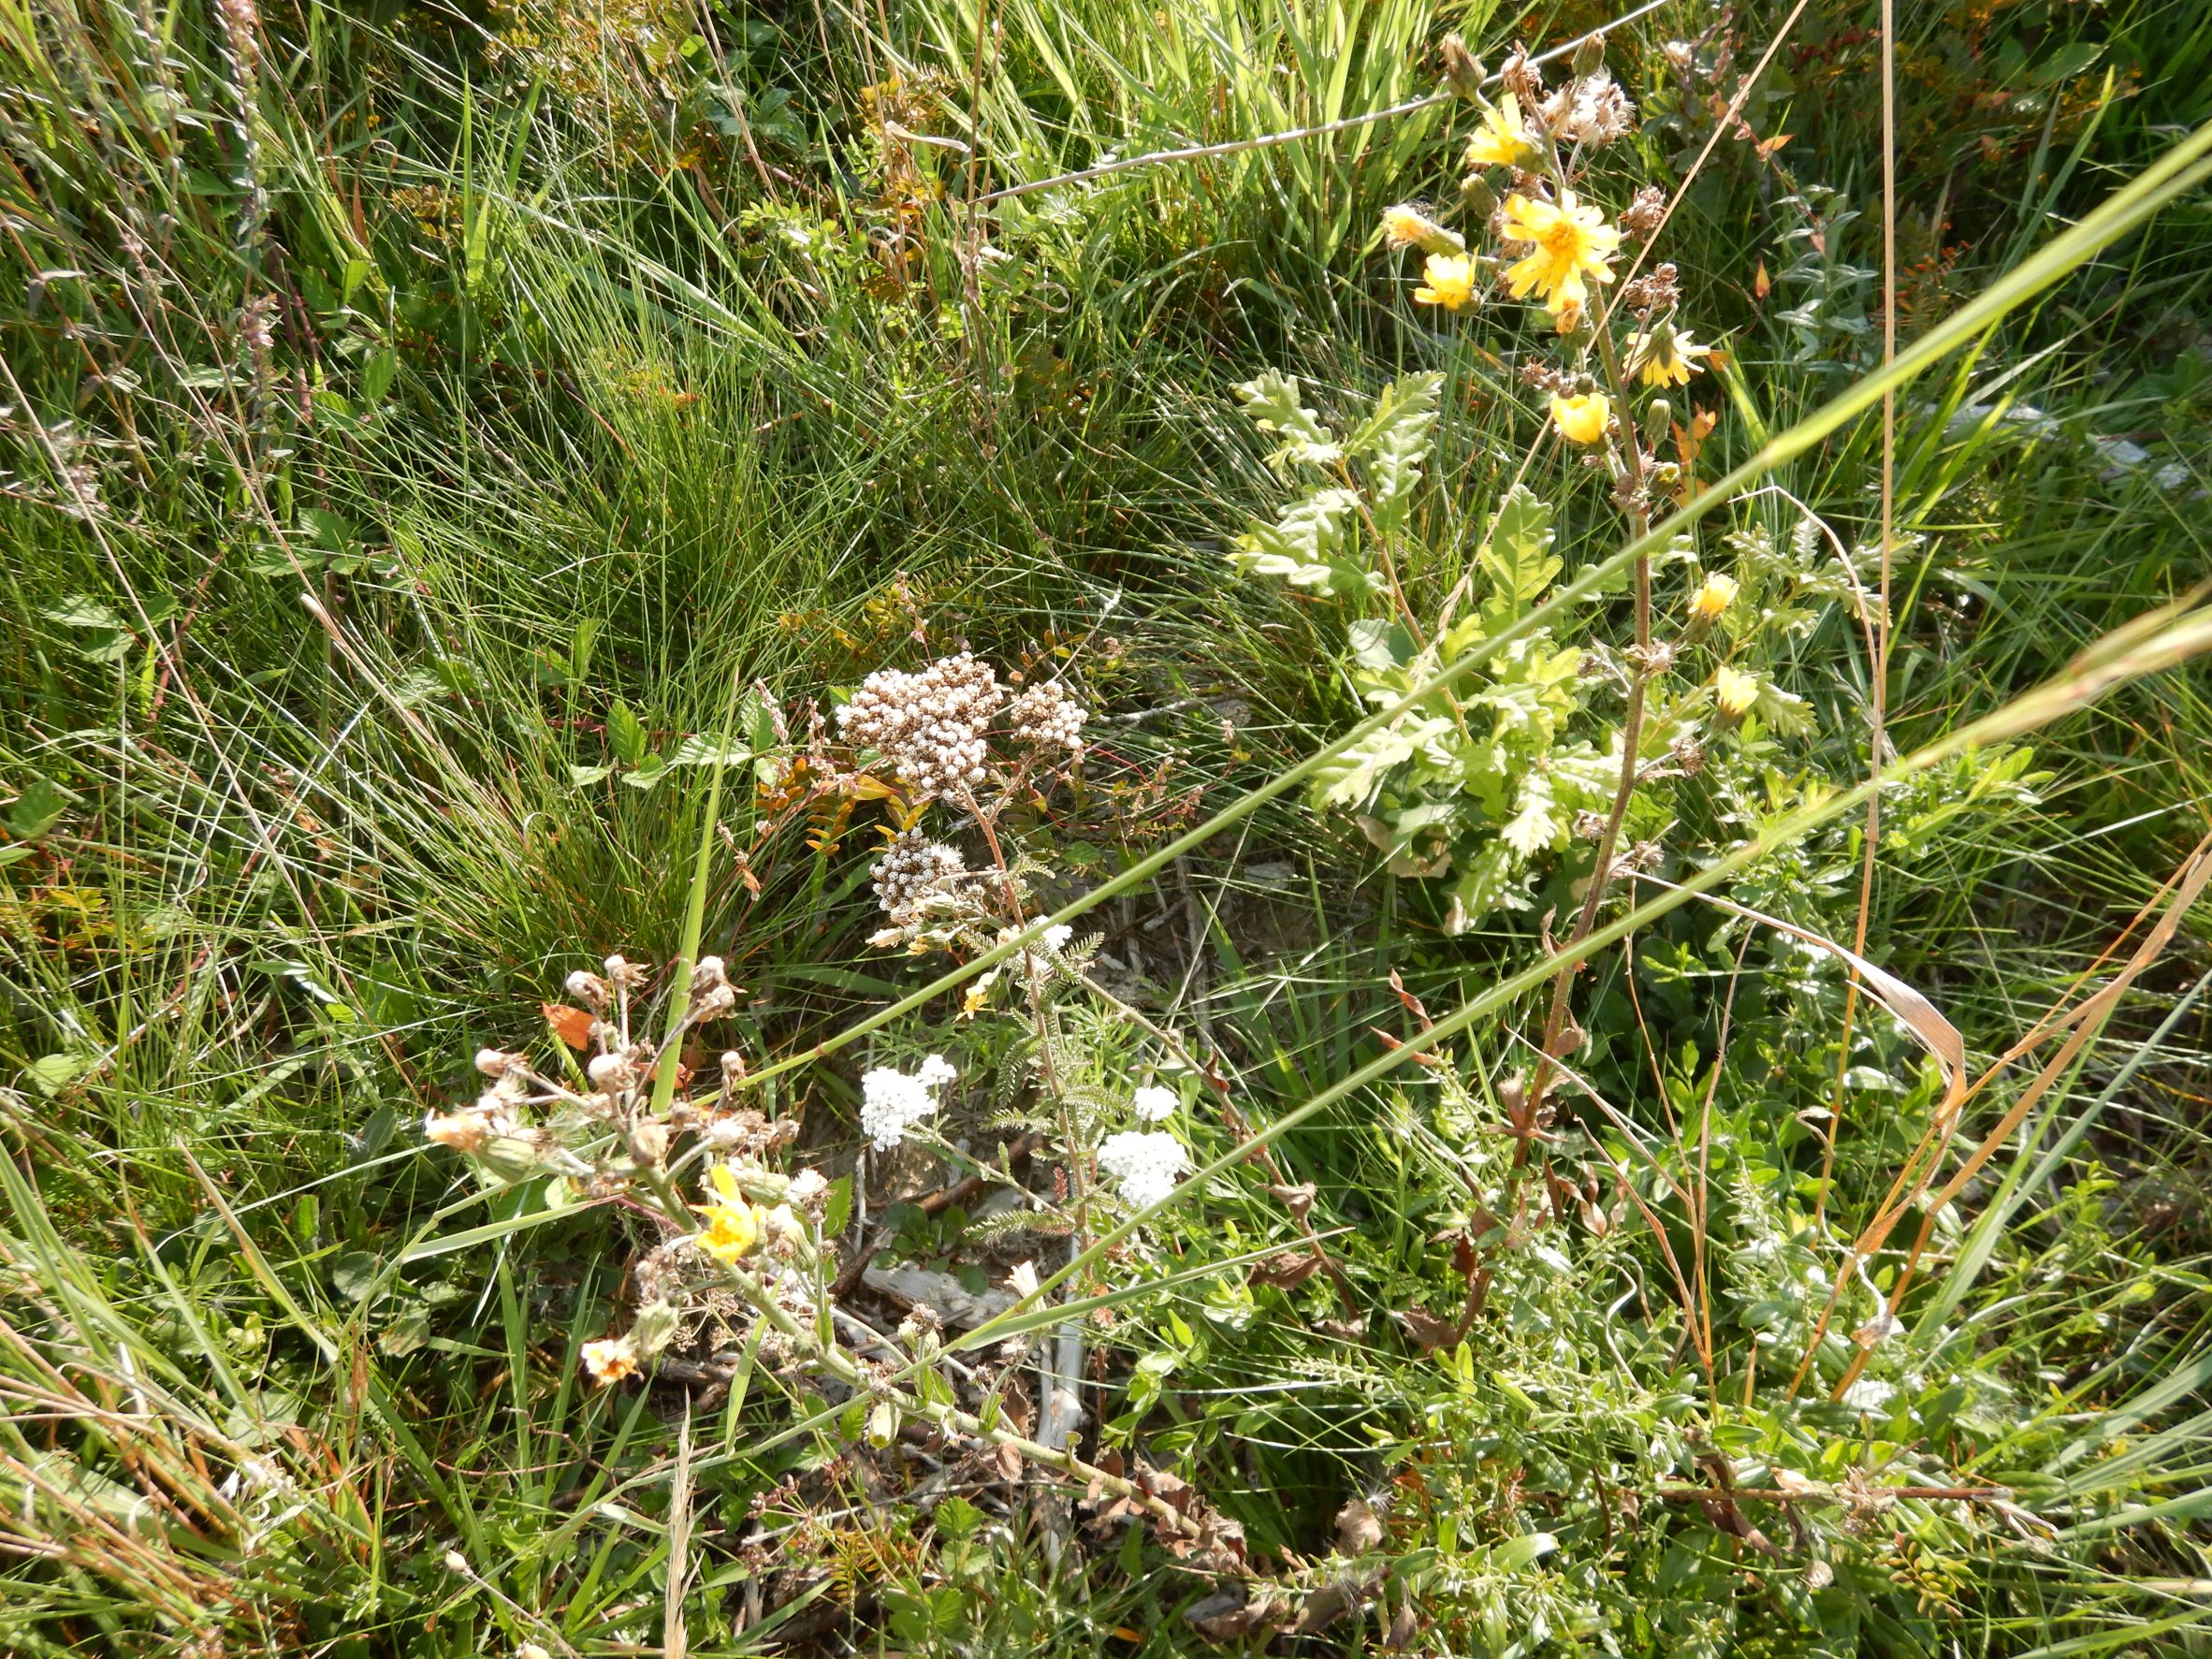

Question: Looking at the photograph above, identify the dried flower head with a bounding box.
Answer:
[871,828,970,925]
[423,1111,489,1153]
[1006,678,1089,756]
[1549,72,1636,147]
[1619,263,1681,317]
[1618,184,1667,240]
[837,651,1005,799]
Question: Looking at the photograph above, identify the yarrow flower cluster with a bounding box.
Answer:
[1098,1129,1189,1210]
[1131,1084,1178,1123]
[837,651,1005,799]
[870,828,970,924]
[859,1055,956,1150]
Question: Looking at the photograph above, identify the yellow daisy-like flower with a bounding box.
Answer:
[696,1163,761,1262]
[1688,573,1739,622]
[1412,253,1477,313]
[1463,95,1534,169]
[1713,664,1760,720]
[1629,324,1713,387]
[1500,190,1620,319]
[1550,391,1611,446]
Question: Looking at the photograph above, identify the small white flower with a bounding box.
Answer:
[1008,1259,1041,1300]
[860,1058,954,1150]
[1041,923,1073,952]
[1097,1129,1189,1211]
[1131,1085,1178,1123]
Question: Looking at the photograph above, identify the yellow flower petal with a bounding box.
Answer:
[1412,252,1478,313]
[1549,392,1611,446]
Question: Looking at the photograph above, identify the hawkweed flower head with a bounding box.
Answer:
[1380,203,1465,256]
[1713,663,1760,722]
[1412,252,1478,313]
[1550,391,1611,446]
[581,1334,639,1385]
[1628,322,1712,387]
[1500,190,1620,320]
[1132,1084,1179,1123]
[697,1164,764,1262]
[1463,95,1533,169]
[859,1055,955,1149]
[1688,573,1739,624]
[1547,72,1637,147]
[1098,1129,1190,1210]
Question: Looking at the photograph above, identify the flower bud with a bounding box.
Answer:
[1572,30,1606,77]
[1642,397,1672,449]
[1437,34,1485,101]
[631,1300,681,1357]
[1458,172,1497,219]
[629,1120,669,1169]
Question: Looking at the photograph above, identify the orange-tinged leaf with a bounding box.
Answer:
[544,1003,596,1050]
[1753,259,1771,302]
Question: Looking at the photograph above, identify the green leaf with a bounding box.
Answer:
[7,776,76,840]
[331,1250,383,1302]
[1500,773,1562,856]
[1476,487,1561,625]
[1229,488,1374,597]
[1234,370,1342,471]
[607,700,647,766]
[1347,618,1415,671]
[669,734,751,767]
[822,1175,853,1240]
[568,764,614,787]
[1345,371,1441,531]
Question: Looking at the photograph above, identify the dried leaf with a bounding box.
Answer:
[1249,1251,1323,1290]
[542,1003,596,1050]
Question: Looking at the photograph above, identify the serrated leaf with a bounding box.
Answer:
[1228,488,1373,596]
[1345,371,1441,531]
[1233,369,1342,471]
[1477,487,1561,624]
[568,764,613,787]
[1500,773,1562,856]
[1445,841,1532,931]
[607,700,647,766]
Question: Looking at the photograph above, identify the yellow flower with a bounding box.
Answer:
[1688,573,1739,622]
[581,1335,638,1385]
[1463,95,1534,169]
[1500,190,1620,319]
[1412,253,1477,313]
[1629,324,1713,387]
[1550,391,1611,445]
[696,1163,761,1262]
[1380,203,1464,256]
[1713,664,1760,720]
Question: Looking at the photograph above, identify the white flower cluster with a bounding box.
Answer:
[859,1055,956,1150]
[1007,680,1088,757]
[837,651,1004,800]
[871,828,969,924]
[1131,1084,1178,1123]
[1097,1129,1188,1210]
